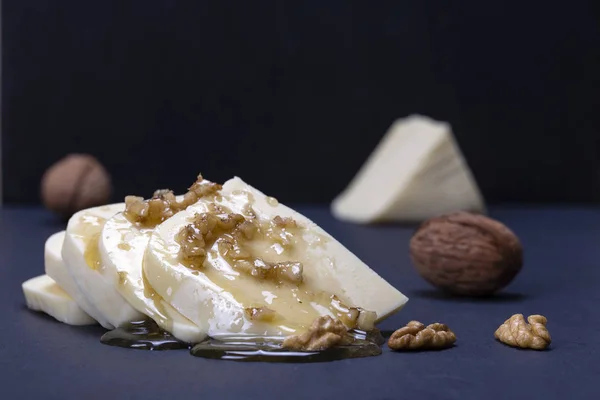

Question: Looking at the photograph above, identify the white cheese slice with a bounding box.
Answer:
[98,211,207,343]
[144,177,408,339]
[331,115,485,223]
[22,274,97,325]
[44,231,100,323]
[62,203,144,329]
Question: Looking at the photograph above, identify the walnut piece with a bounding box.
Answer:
[124,174,222,227]
[494,314,551,350]
[410,211,523,296]
[176,211,305,284]
[282,316,348,351]
[233,258,303,285]
[245,307,277,322]
[272,215,297,228]
[388,321,456,351]
[177,212,245,267]
[263,215,298,249]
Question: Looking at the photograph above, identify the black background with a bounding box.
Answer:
[3,1,600,205]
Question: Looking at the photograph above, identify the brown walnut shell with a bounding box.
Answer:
[409,211,523,296]
[41,154,112,220]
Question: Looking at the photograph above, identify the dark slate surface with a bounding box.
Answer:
[1,206,598,400]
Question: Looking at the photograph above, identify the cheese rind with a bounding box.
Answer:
[144,177,408,339]
[99,211,207,343]
[62,203,144,329]
[22,274,97,325]
[332,115,485,223]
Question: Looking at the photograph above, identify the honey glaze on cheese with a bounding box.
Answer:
[89,178,387,361]
[111,226,181,336]
[77,215,107,271]
[83,233,102,270]
[175,193,377,336]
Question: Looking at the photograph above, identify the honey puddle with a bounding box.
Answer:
[101,321,384,362]
[100,319,188,351]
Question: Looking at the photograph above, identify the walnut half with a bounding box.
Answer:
[282,316,348,351]
[494,314,551,350]
[388,321,456,351]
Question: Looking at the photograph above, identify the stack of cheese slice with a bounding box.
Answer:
[23,177,408,343]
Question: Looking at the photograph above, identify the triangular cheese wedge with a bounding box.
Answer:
[331,115,485,223]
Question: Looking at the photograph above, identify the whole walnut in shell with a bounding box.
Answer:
[41,154,112,220]
[409,211,523,296]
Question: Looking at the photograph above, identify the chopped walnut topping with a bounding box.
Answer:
[272,215,297,228]
[268,261,303,284]
[219,237,251,259]
[245,307,277,322]
[153,189,176,201]
[233,258,303,285]
[177,212,245,267]
[217,213,246,231]
[176,211,305,284]
[186,175,222,200]
[262,216,299,250]
[329,295,377,331]
[123,174,222,227]
[176,224,207,266]
[282,316,348,351]
[237,220,258,240]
